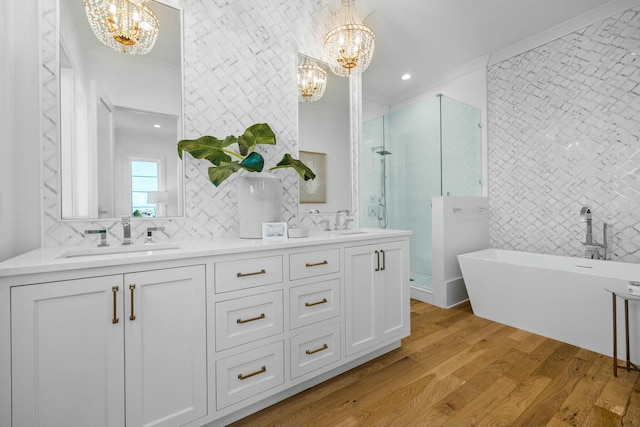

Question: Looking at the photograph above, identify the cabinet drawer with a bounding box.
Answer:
[290,249,340,280]
[215,255,283,293]
[290,279,340,329]
[216,341,285,409]
[291,323,341,379]
[215,291,284,351]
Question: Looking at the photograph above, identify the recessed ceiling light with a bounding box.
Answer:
[401,73,411,80]
[153,124,161,128]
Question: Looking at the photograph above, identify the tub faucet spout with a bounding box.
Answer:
[579,207,607,260]
[579,207,593,245]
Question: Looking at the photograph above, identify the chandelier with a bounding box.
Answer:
[84,0,159,55]
[298,56,328,103]
[323,0,375,77]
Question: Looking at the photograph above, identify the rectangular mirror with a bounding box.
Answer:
[59,0,183,219]
[297,54,352,215]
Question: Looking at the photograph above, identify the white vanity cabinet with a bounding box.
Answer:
[345,240,410,356]
[0,229,411,427]
[10,264,207,427]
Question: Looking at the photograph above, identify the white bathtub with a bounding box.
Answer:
[458,248,640,362]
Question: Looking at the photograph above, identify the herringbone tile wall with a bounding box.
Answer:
[40,0,354,246]
[488,7,640,262]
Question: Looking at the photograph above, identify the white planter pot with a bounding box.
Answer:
[237,172,282,238]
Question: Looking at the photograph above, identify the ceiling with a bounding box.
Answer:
[357,0,622,105]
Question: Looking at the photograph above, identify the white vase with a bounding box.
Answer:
[237,172,282,238]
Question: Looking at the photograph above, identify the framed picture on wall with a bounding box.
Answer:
[299,150,327,203]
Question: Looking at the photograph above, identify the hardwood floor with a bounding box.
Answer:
[230,299,640,427]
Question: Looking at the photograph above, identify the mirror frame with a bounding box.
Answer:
[56,0,186,222]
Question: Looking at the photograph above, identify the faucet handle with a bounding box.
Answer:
[343,215,354,230]
[121,215,131,224]
[145,227,165,244]
[319,219,332,231]
[84,229,109,247]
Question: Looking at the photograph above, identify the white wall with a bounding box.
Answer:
[0,0,15,261]
[1,0,41,261]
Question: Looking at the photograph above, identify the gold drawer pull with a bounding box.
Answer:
[237,313,266,324]
[129,284,136,321]
[305,298,328,307]
[112,286,119,324]
[236,269,266,278]
[306,344,329,355]
[305,260,328,267]
[238,365,266,380]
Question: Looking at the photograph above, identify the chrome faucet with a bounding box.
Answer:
[84,229,108,247]
[579,207,607,259]
[121,215,133,245]
[335,210,350,230]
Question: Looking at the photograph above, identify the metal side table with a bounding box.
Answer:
[606,288,640,377]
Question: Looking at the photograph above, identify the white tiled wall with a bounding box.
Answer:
[488,6,640,263]
[40,0,355,246]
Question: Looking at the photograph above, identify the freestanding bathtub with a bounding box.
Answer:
[458,248,640,363]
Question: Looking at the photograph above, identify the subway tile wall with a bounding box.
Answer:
[488,7,640,262]
[41,0,351,246]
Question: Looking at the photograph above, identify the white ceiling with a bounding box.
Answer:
[357,0,625,105]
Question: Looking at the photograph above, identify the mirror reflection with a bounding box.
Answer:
[59,0,183,219]
[297,54,351,215]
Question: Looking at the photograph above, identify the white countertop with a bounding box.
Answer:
[0,228,411,277]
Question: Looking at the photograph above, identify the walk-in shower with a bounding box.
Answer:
[360,94,482,297]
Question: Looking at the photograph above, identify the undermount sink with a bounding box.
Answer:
[57,243,182,259]
[330,229,369,236]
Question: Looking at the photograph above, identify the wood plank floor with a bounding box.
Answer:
[230,299,640,427]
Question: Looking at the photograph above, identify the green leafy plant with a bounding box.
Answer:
[177,123,316,187]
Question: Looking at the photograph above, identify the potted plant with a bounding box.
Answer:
[178,123,316,238]
[177,122,315,186]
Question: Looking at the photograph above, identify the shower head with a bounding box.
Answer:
[372,146,392,156]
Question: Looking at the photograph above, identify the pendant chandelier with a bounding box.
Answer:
[298,56,328,103]
[84,0,159,55]
[323,0,375,77]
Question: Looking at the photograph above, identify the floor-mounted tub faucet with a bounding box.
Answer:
[579,207,607,259]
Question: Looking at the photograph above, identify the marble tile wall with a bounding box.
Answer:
[488,7,640,262]
[41,0,352,246]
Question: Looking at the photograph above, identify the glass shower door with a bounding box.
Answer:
[386,98,441,290]
[440,96,482,197]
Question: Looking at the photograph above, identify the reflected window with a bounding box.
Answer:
[131,159,159,217]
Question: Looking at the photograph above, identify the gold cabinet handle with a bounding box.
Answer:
[375,250,380,272]
[237,313,265,324]
[237,269,266,278]
[238,365,266,380]
[129,284,136,321]
[305,298,328,307]
[305,260,328,267]
[381,249,386,271]
[112,286,119,324]
[306,344,329,355]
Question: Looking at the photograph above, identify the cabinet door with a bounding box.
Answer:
[378,241,410,342]
[344,246,378,356]
[124,265,207,427]
[11,275,125,427]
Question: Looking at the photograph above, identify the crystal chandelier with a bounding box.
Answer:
[298,56,328,103]
[84,0,160,55]
[323,0,375,77]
